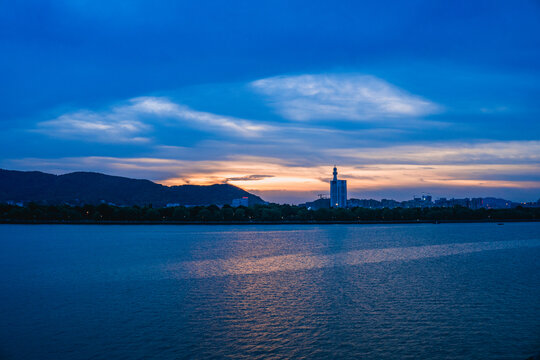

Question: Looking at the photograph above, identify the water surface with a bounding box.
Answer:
[0,223,539,359]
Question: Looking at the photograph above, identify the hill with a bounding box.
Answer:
[0,169,265,206]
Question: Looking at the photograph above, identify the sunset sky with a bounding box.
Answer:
[1,1,539,203]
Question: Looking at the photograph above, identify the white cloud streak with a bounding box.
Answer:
[36,97,270,143]
[36,110,152,143]
[35,73,442,144]
[327,141,540,165]
[251,73,440,121]
[130,97,271,135]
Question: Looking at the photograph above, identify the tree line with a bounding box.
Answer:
[1,202,539,222]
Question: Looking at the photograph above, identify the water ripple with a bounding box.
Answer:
[166,239,540,279]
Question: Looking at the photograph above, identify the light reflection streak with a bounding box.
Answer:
[165,239,540,279]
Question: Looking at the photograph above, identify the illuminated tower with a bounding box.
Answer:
[330,166,347,208]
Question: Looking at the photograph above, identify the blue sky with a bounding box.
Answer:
[1,0,539,203]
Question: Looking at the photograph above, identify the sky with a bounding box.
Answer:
[1,0,539,204]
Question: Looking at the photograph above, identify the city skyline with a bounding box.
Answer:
[1,1,539,204]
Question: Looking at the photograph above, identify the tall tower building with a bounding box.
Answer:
[330,166,347,208]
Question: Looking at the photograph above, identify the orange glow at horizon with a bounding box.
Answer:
[156,162,539,192]
[11,147,538,195]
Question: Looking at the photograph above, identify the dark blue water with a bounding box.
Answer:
[0,223,539,359]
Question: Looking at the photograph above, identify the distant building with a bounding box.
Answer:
[381,199,401,208]
[402,194,433,208]
[421,195,432,203]
[470,198,483,209]
[232,197,249,207]
[330,166,347,208]
[481,197,513,209]
[434,197,470,208]
[348,198,381,208]
[301,198,331,210]
[520,200,540,208]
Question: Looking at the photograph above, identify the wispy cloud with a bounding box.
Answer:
[225,174,275,182]
[251,73,441,121]
[131,97,272,136]
[17,74,539,203]
[35,97,270,143]
[5,139,540,202]
[327,141,540,165]
[36,110,152,143]
[480,106,509,114]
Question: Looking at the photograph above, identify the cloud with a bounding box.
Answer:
[251,73,440,121]
[129,96,182,115]
[130,97,272,136]
[480,106,508,114]
[327,141,540,165]
[17,75,539,203]
[33,74,445,147]
[5,140,540,203]
[173,105,270,136]
[226,174,275,181]
[36,110,152,143]
[35,97,270,143]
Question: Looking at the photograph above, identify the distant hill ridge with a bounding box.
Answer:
[0,169,265,206]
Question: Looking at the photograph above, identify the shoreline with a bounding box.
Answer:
[1,219,539,225]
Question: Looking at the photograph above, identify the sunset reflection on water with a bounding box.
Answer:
[165,239,540,279]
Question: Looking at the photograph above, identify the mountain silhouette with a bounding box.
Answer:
[0,169,265,206]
